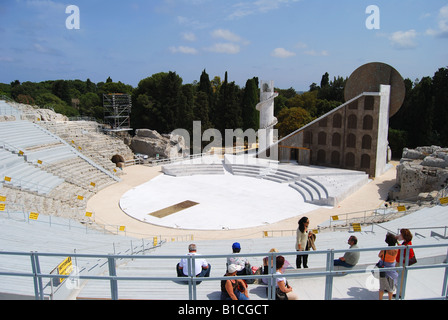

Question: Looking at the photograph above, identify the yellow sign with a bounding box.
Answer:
[29,212,39,220]
[352,223,362,232]
[312,229,319,234]
[332,215,339,221]
[37,160,43,165]
[0,195,6,202]
[85,211,93,217]
[153,237,158,246]
[0,204,5,212]
[397,206,406,212]
[77,195,84,201]
[4,176,11,182]
[18,150,24,156]
[90,182,96,187]
[119,226,126,232]
[57,257,73,283]
[440,197,448,205]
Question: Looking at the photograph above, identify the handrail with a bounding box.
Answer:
[0,207,194,242]
[1,243,447,300]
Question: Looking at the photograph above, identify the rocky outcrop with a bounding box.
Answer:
[130,129,188,159]
[389,146,448,200]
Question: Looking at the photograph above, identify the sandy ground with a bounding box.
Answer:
[87,162,399,241]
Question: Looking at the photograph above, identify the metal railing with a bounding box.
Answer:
[0,208,194,242]
[1,243,447,300]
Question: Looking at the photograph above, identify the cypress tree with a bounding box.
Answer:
[241,77,259,131]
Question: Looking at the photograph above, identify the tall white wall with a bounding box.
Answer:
[375,85,391,177]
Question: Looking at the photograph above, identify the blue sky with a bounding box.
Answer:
[1,0,447,91]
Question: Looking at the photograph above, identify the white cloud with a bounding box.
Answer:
[293,42,328,57]
[271,48,296,58]
[169,46,198,55]
[206,29,249,54]
[228,0,300,20]
[212,29,240,42]
[182,32,197,42]
[205,43,240,54]
[211,29,250,46]
[389,29,418,49]
[426,5,448,38]
[177,16,205,29]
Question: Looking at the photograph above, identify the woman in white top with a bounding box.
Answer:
[276,256,299,300]
[296,216,310,268]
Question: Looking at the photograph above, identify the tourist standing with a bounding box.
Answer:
[296,216,311,268]
[378,233,399,300]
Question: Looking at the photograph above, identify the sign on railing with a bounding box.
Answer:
[57,257,73,284]
[29,212,39,220]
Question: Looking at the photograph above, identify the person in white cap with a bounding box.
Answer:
[220,264,250,300]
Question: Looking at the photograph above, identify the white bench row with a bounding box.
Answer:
[0,121,59,150]
[229,164,301,184]
[289,177,334,206]
[0,160,64,195]
[162,164,225,177]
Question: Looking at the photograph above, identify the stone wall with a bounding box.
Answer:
[389,146,448,200]
[130,129,187,159]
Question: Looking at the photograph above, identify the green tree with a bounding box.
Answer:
[433,67,448,145]
[287,91,318,116]
[320,72,329,88]
[214,72,242,134]
[79,92,102,118]
[178,84,195,132]
[276,107,312,138]
[194,91,212,131]
[388,128,408,159]
[52,80,71,105]
[132,71,184,133]
[241,77,259,131]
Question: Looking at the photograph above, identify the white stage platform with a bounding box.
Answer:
[119,172,323,230]
[119,155,371,231]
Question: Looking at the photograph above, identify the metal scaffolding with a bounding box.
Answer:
[103,93,132,133]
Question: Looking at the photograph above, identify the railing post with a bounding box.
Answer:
[108,256,118,300]
[30,252,44,300]
[267,252,276,300]
[325,249,334,300]
[187,255,194,300]
[442,249,448,298]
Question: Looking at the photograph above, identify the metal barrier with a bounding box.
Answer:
[0,243,447,300]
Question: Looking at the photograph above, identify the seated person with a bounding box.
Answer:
[221,264,250,300]
[227,242,254,284]
[176,243,211,284]
[333,236,360,268]
[261,248,292,285]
